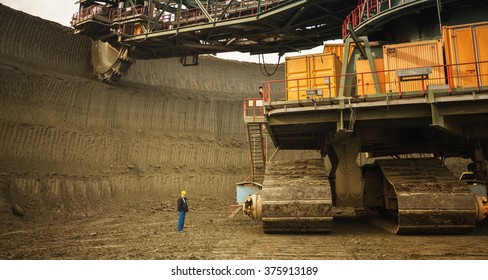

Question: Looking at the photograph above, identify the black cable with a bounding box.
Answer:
[258,53,282,77]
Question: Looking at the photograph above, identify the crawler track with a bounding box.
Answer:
[377,158,477,234]
[261,159,333,233]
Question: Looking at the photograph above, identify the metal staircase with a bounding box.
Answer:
[243,98,267,183]
[247,123,266,184]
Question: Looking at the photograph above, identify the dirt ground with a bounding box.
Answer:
[1,198,488,260]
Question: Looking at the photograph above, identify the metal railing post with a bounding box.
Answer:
[447,65,453,93]
[361,72,365,98]
[328,76,332,98]
[475,61,481,91]
[296,79,299,102]
[252,99,256,122]
[267,82,271,102]
[366,0,369,19]
[243,99,247,119]
[421,78,426,95]
[177,0,182,29]
[397,76,402,97]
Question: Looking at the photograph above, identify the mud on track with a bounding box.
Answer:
[1,199,488,260]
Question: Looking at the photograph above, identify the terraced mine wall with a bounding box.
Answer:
[0,4,318,217]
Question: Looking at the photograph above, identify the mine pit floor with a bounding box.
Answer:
[1,199,487,260]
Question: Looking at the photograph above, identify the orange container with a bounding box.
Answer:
[356,58,386,95]
[444,21,488,88]
[285,53,342,100]
[383,40,445,93]
[323,44,345,63]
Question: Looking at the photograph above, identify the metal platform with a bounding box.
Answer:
[72,0,357,59]
[262,91,488,157]
[342,0,488,40]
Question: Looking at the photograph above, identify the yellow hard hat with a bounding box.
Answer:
[181,191,186,195]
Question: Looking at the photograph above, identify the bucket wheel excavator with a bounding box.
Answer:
[241,0,488,234]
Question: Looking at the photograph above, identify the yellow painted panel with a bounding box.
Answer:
[285,53,342,101]
[443,21,488,88]
[475,25,488,86]
[453,28,477,87]
[383,40,445,93]
[285,56,308,100]
[310,54,342,98]
[323,44,345,63]
[356,59,386,95]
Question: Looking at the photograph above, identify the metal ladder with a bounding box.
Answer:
[246,123,266,184]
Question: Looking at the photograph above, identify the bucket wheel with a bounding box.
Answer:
[91,40,134,84]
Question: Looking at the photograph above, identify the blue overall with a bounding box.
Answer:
[177,211,186,232]
[177,197,188,232]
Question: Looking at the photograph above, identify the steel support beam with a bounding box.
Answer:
[328,136,363,207]
[430,104,463,136]
[217,0,236,21]
[194,0,215,23]
[282,6,306,29]
[347,23,367,59]
[176,0,182,29]
[147,0,152,32]
[339,34,381,97]
[149,0,173,33]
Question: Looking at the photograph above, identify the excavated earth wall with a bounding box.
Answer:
[0,4,316,220]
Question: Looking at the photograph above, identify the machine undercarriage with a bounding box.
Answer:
[244,156,487,234]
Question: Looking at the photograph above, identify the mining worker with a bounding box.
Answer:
[177,191,189,232]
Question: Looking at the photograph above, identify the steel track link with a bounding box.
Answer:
[261,159,333,233]
[377,158,477,234]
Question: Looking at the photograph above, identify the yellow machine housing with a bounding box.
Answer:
[444,21,488,88]
[383,40,445,93]
[356,58,386,95]
[285,53,342,101]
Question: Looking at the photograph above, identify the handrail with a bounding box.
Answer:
[262,60,488,102]
[243,98,265,123]
[109,5,146,21]
[71,5,110,25]
[157,0,285,31]
[342,0,416,39]
[72,0,287,34]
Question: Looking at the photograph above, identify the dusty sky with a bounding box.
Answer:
[0,0,327,63]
